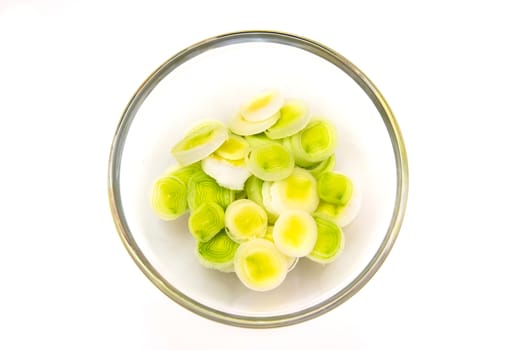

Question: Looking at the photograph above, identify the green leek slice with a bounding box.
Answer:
[151,176,187,220]
[265,99,310,140]
[240,89,284,122]
[307,215,345,264]
[214,134,250,160]
[224,199,268,243]
[202,155,251,190]
[272,210,318,257]
[188,202,225,242]
[247,143,294,181]
[234,238,288,291]
[315,183,361,227]
[290,119,337,163]
[307,154,336,178]
[197,230,239,272]
[163,163,202,184]
[187,171,235,210]
[171,120,228,165]
[317,171,353,206]
[269,167,319,213]
[230,112,280,136]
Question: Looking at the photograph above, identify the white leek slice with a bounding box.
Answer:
[317,171,353,206]
[187,171,235,210]
[265,99,310,140]
[230,112,280,136]
[315,182,361,227]
[308,215,345,264]
[188,202,225,242]
[197,230,239,272]
[263,225,299,271]
[150,176,187,220]
[272,210,318,258]
[290,119,337,163]
[171,120,228,165]
[240,89,284,122]
[307,154,336,178]
[234,238,288,291]
[214,134,250,160]
[202,155,251,190]
[247,143,294,181]
[269,167,319,213]
[224,199,268,243]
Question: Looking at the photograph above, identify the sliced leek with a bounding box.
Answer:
[262,226,299,272]
[188,202,225,242]
[197,230,239,272]
[317,171,353,206]
[202,155,251,190]
[171,120,228,165]
[307,154,336,178]
[224,199,268,243]
[234,238,288,291]
[187,171,234,210]
[214,134,250,160]
[247,143,294,181]
[265,99,310,140]
[273,210,318,258]
[245,176,278,223]
[290,119,337,163]
[269,167,319,213]
[315,183,361,227]
[151,176,187,220]
[307,215,344,264]
[163,162,202,184]
[240,89,284,122]
[230,112,280,136]
[244,133,279,148]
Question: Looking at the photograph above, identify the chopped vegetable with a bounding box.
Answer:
[240,89,284,122]
[247,143,294,181]
[234,238,288,291]
[290,119,337,164]
[269,167,319,213]
[307,215,344,264]
[230,112,280,136]
[197,230,239,272]
[272,210,318,257]
[171,120,228,165]
[317,171,353,206]
[202,155,251,190]
[224,199,268,243]
[187,171,234,210]
[151,176,187,220]
[265,99,310,140]
[188,202,225,242]
[214,134,250,160]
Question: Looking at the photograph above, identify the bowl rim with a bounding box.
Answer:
[107,30,409,328]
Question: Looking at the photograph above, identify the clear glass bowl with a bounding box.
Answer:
[108,30,408,328]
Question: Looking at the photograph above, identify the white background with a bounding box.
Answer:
[1,1,524,349]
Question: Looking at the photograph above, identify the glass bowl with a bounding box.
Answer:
[108,30,408,328]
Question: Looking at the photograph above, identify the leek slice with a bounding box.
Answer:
[202,155,251,190]
[269,167,319,213]
[197,230,239,272]
[290,119,337,163]
[317,171,353,206]
[163,162,202,184]
[234,238,288,291]
[187,171,235,210]
[240,89,284,122]
[224,199,268,243]
[247,143,294,181]
[214,134,250,160]
[188,202,225,242]
[150,176,187,220]
[230,112,280,136]
[263,225,299,271]
[265,99,310,140]
[315,183,361,227]
[308,215,344,264]
[272,210,318,257]
[246,176,278,224]
[171,120,228,165]
[307,154,336,178]
[244,133,279,148]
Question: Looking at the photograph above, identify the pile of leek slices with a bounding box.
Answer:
[151,89,360,292]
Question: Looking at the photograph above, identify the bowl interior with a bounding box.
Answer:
[117,40,397,317]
